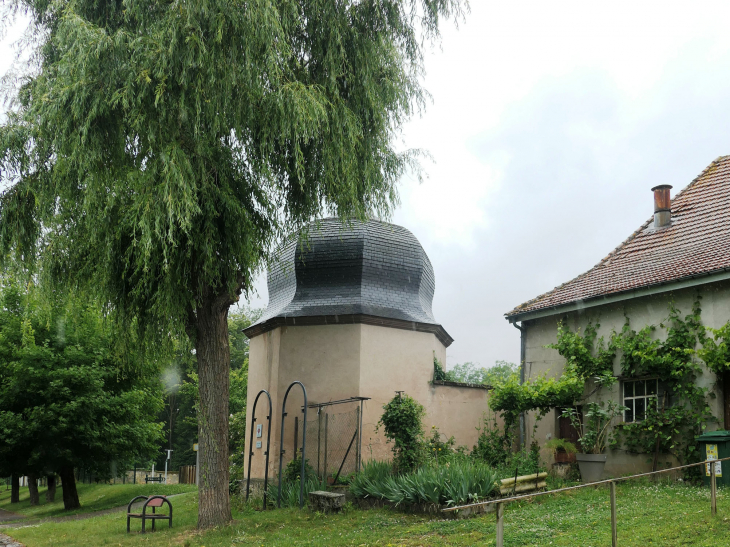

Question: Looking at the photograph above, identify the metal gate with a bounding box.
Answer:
[303,397,369,484]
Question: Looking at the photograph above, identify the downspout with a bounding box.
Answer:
[513,321,526,450]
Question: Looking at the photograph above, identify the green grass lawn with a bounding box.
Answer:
[5,480,730,546]
[0,482,196,521]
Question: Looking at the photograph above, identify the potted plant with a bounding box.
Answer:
[544,438,578,463]
[561,401,626,483]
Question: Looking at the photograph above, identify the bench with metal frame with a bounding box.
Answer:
[144,475,166,484]
[126,495,173,533]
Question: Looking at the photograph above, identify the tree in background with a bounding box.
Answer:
[448,360,519,386]
[0,281,163,509]
[154,306,260,482]
[0,0,465,527]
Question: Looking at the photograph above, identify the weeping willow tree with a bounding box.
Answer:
[0,0,466,527]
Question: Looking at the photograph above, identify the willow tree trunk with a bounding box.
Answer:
[28,473,39,506]
[46,475,56,502]
[10,474,19,504]
[195,295,232,529]
[59,466,80,510]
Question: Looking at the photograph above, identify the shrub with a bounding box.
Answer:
[283,456,317,483]
[472,416,511,468]
[378,393,426,473]
[495,441,543,481]
[426,426,456,463]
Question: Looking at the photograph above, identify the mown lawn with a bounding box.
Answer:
[0,482,196,521]
[5,480,730,546]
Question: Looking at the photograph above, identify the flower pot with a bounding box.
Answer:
[576,453,607,483]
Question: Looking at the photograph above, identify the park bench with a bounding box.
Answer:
[126,495,173,533]
[144,475,166,484]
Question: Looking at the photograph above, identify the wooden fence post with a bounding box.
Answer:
[610,481,617,547]
[496,502,504,547]
[711,464,717,516]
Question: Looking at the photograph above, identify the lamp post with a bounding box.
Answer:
[193,443,199,486]
[164,449,173,482]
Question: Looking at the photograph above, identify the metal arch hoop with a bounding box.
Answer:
[245,389,273,508]
[277,381,308,509]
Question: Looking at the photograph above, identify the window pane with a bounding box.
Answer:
[624,382,634,398]
[647,379,657,396]
[635,398,645,421]
[635,381,645,396]
[625,401,634,422]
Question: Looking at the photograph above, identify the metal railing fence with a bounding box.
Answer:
[443,456,730,547]
[303,397,368,484]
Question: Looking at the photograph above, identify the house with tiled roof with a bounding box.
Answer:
[505,156,730,475]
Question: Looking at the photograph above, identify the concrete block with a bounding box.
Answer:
[308,490,346,513]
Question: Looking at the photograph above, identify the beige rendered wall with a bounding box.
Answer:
[358,323,490,462]
[244,324,361,480]
[244,322,492,479]
[521,280,730,476]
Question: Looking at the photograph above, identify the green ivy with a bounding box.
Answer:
[699,321,730,374]
[491,300,719,474]
[433,355,450,382]
[610,300,713,474]
[547,321,617,386]
[488,321,614,442]
[489,365,584,438]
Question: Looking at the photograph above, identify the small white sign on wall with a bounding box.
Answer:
[256,424,263,438]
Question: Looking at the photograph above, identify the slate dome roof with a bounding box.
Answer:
[244,218,452,346]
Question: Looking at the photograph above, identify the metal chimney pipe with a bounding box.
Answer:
[651,185,672,228]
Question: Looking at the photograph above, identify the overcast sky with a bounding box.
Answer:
[4,1,730,370]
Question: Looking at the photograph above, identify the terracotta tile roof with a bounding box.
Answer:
[506,156,730,318]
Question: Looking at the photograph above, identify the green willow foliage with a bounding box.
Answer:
[0,0,466,330]
[611,301,713,470]
[0,0,465,526]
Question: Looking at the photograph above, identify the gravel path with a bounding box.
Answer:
[0,533,23,547]
[0,511,23,524]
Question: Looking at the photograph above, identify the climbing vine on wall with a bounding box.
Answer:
[489,367,584,438]
[610,300,713,470]
[547,321,618,386]
[699,321,730,374]
[378,393,426,473]
[489,320,615,438]
[492,299,722,471]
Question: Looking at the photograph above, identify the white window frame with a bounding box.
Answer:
[623,378,659,423]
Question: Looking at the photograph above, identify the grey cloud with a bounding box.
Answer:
[424,56,730,368]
